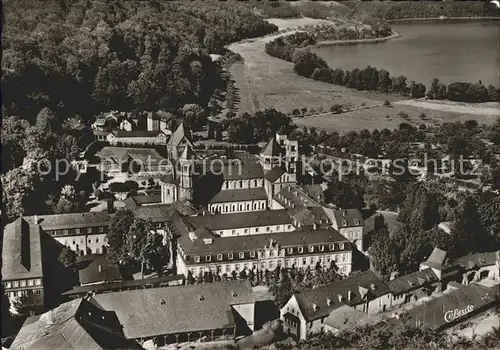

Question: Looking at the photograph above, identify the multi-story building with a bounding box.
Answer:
[2,218,45,312]
[106,130,169,146]
[171,211,353,278]
[25,212,112,255]
[280,270,392,341]
[329,209,365,252]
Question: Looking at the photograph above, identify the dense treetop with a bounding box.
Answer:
[2,0,277,121]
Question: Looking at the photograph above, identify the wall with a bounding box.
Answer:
[53,233,107,255]
[208,199,268,214]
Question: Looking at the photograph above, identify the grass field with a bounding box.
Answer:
[228,18,500,132]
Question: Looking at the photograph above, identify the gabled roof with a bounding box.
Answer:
[294,270,391,322]
[387,268,439,294]
[180,143,196,160]
[11,299,140,349]
[332,209,364,228]
[220,161,264,181]
[324,305,385,331]
[209,188,268,204]
[185,210,292,231]
[455,251,500,270]
[260,137,284,157]
[423,248,448,269]
[168,121,191,148]
[77,254,123,286]
[264,167,286,183]
[2,218,43,281]
[93,280,255,339]
[277,125,287,135]
[24,212,112,231]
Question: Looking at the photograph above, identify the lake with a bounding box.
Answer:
[313,21,500,87]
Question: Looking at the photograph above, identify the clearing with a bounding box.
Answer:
[227,18,500,133]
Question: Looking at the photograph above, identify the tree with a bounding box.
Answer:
[181,103,205,130]
[58,246,77,267]
[398,183,441,233]
[427,78,447,100]
[107,209,136,264]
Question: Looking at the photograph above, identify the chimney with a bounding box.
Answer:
[338,294,344,303]
[347,290,352,301]
[34,215,39,224]
[107,199,115,213]
[98,265,102,273]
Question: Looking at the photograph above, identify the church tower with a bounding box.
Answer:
[160,174,178,204]
[177,143,195,201]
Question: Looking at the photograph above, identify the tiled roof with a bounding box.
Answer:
[274,185,322,211]
[92,280,255,339]
[176,220,351,256]
[291,206,330,226]
[264,167,286,183]
[387,268,439,294]
[2,218,44,281]
[110,130,165,138]
[403,283,496,331]
[168,122,191,148]
[301,184,326,203]
[423,248,448,269]
[185,210,292,231]
[11,299,141,349]
[77,254,123,286]
[24,212,112,230]
[62,275,186,296]
[209,188,268,203]
[260,137,284,157]
[455,251,499,270]
[332,209,364,228]
[131,204,175,222]
[97,147,166,163]
[324,305,386,331]
[294,270,391,322]
[221,161,264,180]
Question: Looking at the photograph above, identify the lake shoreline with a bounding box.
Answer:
[387,16,500,23]
[314,32,401,47]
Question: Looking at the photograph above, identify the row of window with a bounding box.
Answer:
[224,179,262,189]
[65,236,105,245]
[191,243,347,263]
[7,289,42,297]
[4,278,42,289]
[47,226,107,236]
[221,224,292,236]
[210,201,267,213]
[189,255,350,275]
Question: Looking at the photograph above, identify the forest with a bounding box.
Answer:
[2,0,277,122]
[265,34,500,103]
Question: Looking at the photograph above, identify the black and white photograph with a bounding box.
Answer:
[1,0,500,349]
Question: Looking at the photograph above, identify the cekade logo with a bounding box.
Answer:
[444,305,474,323]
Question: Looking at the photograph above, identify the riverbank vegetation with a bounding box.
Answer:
[265,34,500,103]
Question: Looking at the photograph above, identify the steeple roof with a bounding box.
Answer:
[261,137,284,157]
[168,121,190,148]
[180,143,196,160]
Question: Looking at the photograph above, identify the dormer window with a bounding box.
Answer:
[239,252,245,259]
[205,255,211,262]
[354,219,360,225]
[194,256,200,263]
[329,244,335,250]
[287,248,293,254]
[343,220,348,227]
[250,251,256,258]
[232,292,238,297]
[298,247,304,253]
[308,246,314,253]
[228,253,234,260]
[199,295,205,301]
[312,303,319,312]
[339,243,344,250]
[326,298,333,306]
[320,245,325,252]
[217,254,223,261]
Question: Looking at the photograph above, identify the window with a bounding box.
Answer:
[96,248,100,254]
[308,246,314,253]
[343,254,347,262]
[194,256,200,263]
[239,252,245,259]
[35,279,41,286]
[287,224,292,230]
[269,261,274,269]
[266,226,270,232]
[63,229,69,235]
[226,265,231,272]
[261,263,266,269]
[302,258,307,265]
[244,229,248,234]
[250,251,256,258]
[235,264,240,271]
[340,243,345,250]
[298,247,303,253]
[99,226,104,233]
[20,280,26,287]
[72,240,76,245]
[6,282,11,289]
[206,255,211,262]
[232,230,236,236]
[96,238,99,243]
[80,238,84,244]
[217,254,223,261]
[75,228,81,234]
[287,247,293,254]
[329,244,335,250]
[320,245,325,252]
[88,238,92,244]
[228,253,234,260]
[87,228,92,233]
[13,281,19,288]
[255,228,259,233]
